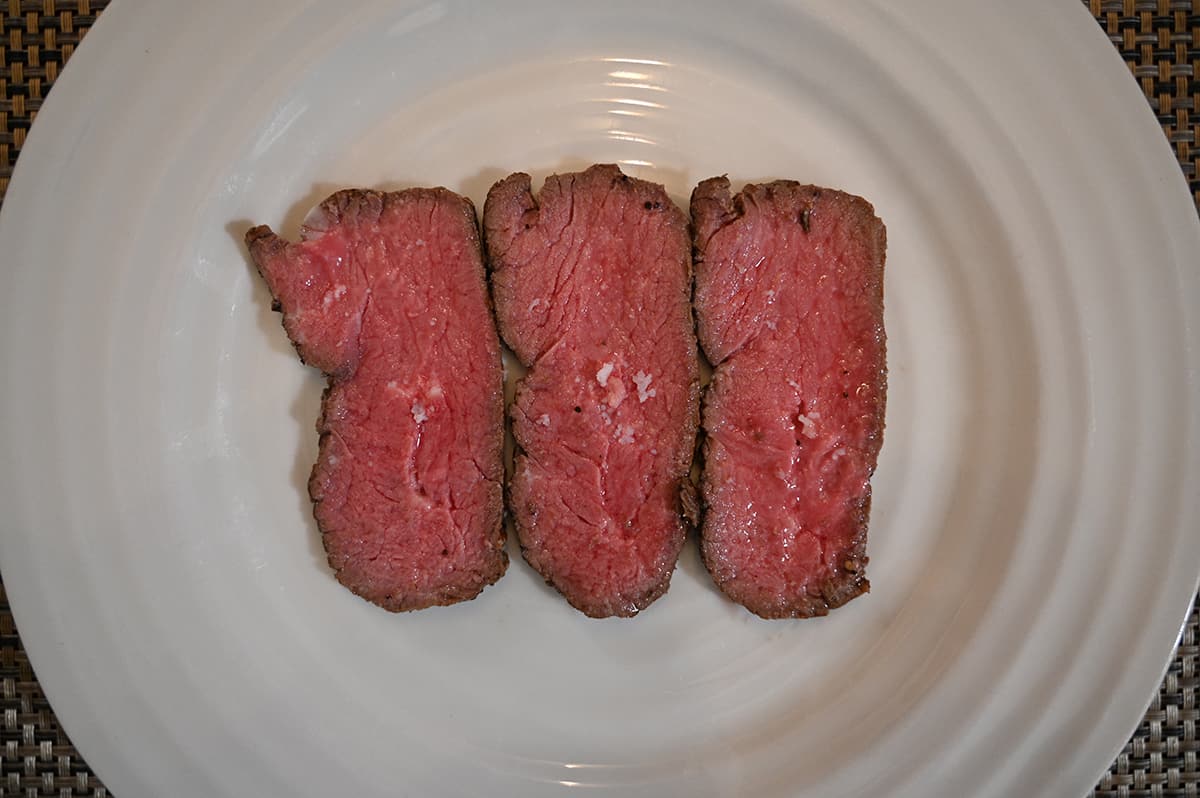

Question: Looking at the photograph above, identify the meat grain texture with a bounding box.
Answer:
[692,177,886,619]
[485,164,700,618]
[245,188,507,611]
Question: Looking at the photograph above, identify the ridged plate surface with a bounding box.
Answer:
[0,2,1196,797]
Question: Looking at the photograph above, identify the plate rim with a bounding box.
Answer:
[0,2,1198,797]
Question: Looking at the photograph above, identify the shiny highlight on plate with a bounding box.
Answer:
[607,130,657,146]
[606,81,668,93]
[604,97,665,109]
[600,57,671,66]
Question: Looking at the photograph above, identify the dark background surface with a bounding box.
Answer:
[0,1,1196,795]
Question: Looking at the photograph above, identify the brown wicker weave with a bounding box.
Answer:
[0,1,1196,795]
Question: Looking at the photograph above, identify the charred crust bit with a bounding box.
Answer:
[679,481,700,527]
[244,224,282,252]
[731,193,747,217]
[817,553,871,610]
[807,596,832,618]
[270,299,283,312]
[455,192,479,220]
[691,176,741,243]
[484,172,540,241]
[752,591,830,619]
[306,189,387,235]
[821,573,870,610]
[798,191,820,233]
[244,227,289,277]
[318,190,353,224]
[244,225,268,245]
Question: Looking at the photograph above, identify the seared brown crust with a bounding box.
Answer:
[691,177,885,619]
[485,165,700,618]
[245,188,507,611]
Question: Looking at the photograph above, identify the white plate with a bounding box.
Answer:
[1,1,1197,796]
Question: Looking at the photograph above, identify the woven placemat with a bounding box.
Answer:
[0,2,1196,796]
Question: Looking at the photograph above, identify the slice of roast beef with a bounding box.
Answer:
[245,188,507,611]
[484,164,700,618]
[692,177,886,619]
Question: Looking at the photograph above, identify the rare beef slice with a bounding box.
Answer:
[692,177,886,619]
[484,164,700,617]
[245,188,507,611]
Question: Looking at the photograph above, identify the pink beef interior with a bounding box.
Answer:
[246,189,506,611]
[485,165,699,618]
[693,178,886,619]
